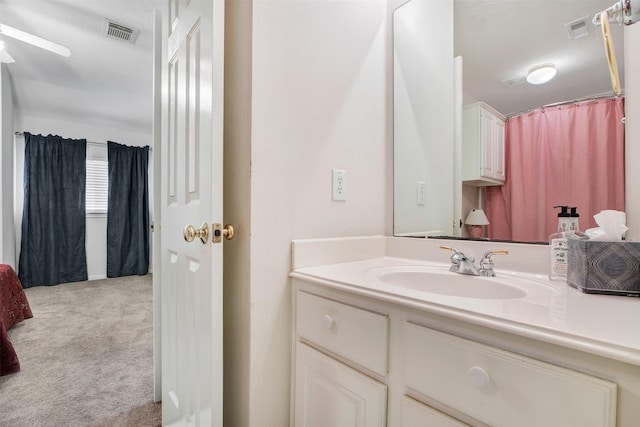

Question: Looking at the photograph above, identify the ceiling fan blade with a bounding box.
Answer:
[0,23,70,57]
[0,49,15,63]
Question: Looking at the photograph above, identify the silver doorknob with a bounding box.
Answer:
[183,222,209,244]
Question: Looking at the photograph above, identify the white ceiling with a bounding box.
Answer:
[455,0,625,116]
[0,0,626,131]
[0,0,158,133]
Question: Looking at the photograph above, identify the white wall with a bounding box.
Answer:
[224,0,388,423]
[14,113,152,280]
[0,64,15,267]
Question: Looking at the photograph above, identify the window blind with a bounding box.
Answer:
[86,159,108,214]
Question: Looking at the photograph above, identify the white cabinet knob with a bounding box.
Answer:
[322,314,335,329]
[468,366,491,388]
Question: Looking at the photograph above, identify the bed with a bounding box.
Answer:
[0,264,33,376]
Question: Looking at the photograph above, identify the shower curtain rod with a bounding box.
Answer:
[506,93,625,118]
[14,132,152,151]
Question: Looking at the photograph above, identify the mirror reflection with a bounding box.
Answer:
[393,0,626,243]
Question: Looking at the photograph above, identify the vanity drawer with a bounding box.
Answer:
[404,323,617,427]
[296,291,389,375]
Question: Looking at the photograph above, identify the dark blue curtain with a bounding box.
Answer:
[18,133,88,288]
[107,142,150,277]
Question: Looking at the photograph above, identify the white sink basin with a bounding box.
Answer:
[367,265,547,300]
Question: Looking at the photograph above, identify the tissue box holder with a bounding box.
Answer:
[567,239,640,297]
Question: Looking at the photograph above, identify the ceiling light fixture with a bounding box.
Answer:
[526,64,557,85]
[0,24,71,57]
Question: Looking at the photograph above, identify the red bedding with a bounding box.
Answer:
[0,264,33,376]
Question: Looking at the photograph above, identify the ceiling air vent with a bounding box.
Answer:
[102,19,139,44]
[502,76,527,87]
[565,16,590,40]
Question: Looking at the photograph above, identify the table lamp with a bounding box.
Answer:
[465,208,489,238]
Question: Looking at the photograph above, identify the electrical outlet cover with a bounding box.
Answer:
[332,169,347,201]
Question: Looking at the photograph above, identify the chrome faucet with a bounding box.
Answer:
[440,246,508,277]
[441,246,480,275]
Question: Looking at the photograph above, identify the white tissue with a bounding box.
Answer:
[585,210,628,241]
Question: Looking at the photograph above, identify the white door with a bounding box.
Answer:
[160,0,225,425]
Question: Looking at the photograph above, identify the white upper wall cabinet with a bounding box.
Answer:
[462,102,506,186]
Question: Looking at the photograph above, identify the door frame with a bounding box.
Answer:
[152,6,167,403]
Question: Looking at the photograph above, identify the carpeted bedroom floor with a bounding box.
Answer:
[0,274,161,427]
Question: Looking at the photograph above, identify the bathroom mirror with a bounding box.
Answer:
[393,0,626,241]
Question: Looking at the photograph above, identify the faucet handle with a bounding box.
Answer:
[440,245,475,260]
[439,245,458,253]
[440,245,462,270]
[440,246,475,274]
[482,249,509,259]
[479,249,509,276]
[440,245,464,260]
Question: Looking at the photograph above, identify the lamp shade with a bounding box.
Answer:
[465,208,489,226]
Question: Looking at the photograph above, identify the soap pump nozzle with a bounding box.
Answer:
[568,206,581,232]
[553,205,571,232]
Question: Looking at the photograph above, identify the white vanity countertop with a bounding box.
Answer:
[290,256,640,366]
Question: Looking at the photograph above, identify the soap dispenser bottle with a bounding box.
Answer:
[549,206,571,281]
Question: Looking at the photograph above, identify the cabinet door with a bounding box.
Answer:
[401,397,468,426]
[493,118,506,181]
[294,342,387,427]
[479,111,495,179]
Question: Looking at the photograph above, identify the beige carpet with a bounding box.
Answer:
[0,275,161,426]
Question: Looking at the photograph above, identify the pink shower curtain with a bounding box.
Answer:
[485,97,625,243]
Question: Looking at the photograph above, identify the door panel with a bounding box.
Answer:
[168,57,178,204]
[480,111,494,178]
[494,119,506,181]
[186,21,201,200]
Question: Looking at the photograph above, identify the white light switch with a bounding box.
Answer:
[332,169,347,201]
[417,181,426,206]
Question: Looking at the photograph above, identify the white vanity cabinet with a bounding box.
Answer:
[462,102,506,185]
[290,278,636,427]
